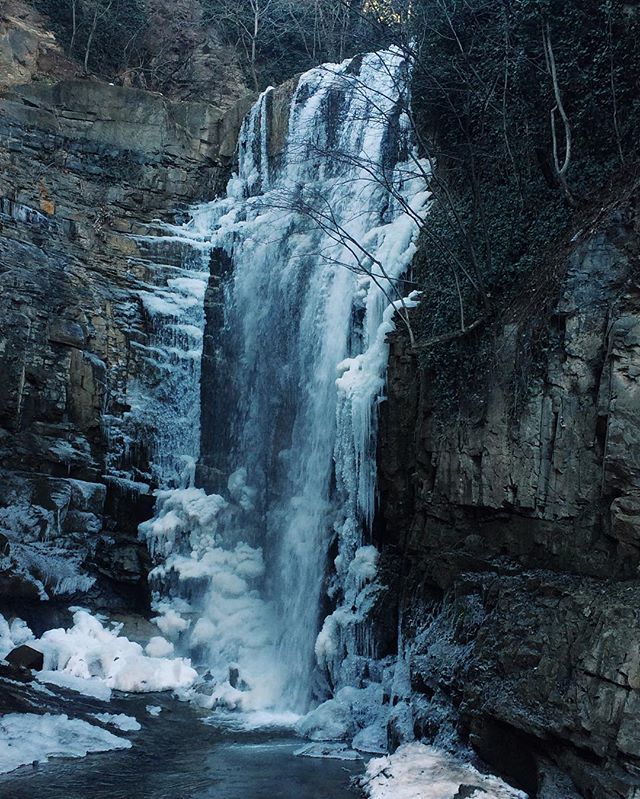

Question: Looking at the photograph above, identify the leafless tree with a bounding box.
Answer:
[542,20,574,205]
[212,0,274,90]
[83,0,115,74]
[69,0,78,55]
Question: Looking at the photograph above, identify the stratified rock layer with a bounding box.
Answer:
[0,70,248,612]
[377,207,640,798]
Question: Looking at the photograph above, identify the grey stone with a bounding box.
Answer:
[48,319,86,348]
[376,211,640,797]
[0,38,245,610]
[5,644,44,671]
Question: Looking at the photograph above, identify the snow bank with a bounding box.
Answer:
[3,609,196,702]
[0,713,130,775]
[35,609,197,697]
[38,670,113,701]
[362,743,528,799]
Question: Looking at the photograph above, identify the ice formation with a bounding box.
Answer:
[0,610,197,700]
[140,47,429,721]
[104,230,210,490]
[361,743,528,799]
[0,713,131,775]
[90,713,142,732]
[0,488,98,601]
[0,612,33,657]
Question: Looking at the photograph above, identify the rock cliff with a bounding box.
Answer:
[377,200,640,797]
[0,26,249,616]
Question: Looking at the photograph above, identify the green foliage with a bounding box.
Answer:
[407,0,640,419]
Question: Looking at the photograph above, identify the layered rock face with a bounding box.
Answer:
[377,208,640,797]
[0,60,248,614]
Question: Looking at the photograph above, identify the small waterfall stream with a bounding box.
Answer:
[141,48,429,719]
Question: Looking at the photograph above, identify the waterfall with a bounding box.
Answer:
[140,47,429,717]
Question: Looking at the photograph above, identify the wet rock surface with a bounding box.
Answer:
[376,209,640,797]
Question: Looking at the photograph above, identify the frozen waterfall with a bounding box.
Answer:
[140,47,429,716]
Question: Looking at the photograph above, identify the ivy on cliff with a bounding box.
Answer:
[405,0,640,418]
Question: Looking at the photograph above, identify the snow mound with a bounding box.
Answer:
[145,636,174,657]
[34,609,197,697]
[362,743,528,799]
[0,713,130,775]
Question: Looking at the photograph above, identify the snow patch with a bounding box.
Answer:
[0,713,130,775]
[362,743,528,799]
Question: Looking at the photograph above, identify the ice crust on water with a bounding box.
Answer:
[90,713,142,732]
[362,743,528,799]
[139,46,430,719]
[0,713,131,775]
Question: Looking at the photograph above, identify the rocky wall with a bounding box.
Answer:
[376,205,640,798]
[0,71,249,614]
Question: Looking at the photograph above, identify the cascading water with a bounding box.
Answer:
[140,47,429,720]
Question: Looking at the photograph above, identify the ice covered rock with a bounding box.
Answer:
[32,609,197,698]
[361,743,528,799]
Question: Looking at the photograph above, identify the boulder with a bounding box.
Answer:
[4,644,44,671]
